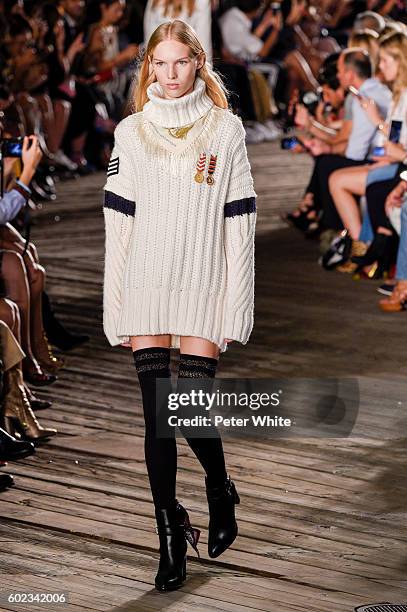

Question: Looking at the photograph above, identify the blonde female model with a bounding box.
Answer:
[102,19,257,591]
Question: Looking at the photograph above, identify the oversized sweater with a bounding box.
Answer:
[102,76,257,353]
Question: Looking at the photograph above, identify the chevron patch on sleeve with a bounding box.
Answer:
[107,156,119,177]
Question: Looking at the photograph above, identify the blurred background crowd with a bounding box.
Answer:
[0,0,406,490]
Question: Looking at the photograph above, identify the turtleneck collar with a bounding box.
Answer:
[143,76,214,128]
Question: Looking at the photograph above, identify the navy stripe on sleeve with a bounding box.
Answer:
[104,190,135,217]
[224,197,256,218]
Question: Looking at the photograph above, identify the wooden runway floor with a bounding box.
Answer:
[1,142,407,612]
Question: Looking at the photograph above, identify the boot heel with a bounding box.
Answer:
[2,416,19,439]
[183,516,201,558]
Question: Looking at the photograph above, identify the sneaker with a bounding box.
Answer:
[319,229,339,255]
[377,282,396,296]
[253,121,280,142]
[320,230,352,270]
[244,125,264,144]
[52,150,78,172]
[263,119,283,137]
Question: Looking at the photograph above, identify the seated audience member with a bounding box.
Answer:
[0,132,65,385]
[82,0,139,122]
[328,31,407,274]
[284,53,352,232]
[307,48,391,239]
[219,0,320,117]
[0,318,57,442]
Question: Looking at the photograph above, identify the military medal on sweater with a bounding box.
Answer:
[206,154,217,185]
[194,152,206,183]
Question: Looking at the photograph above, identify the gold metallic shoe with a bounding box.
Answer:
[336,240,367,273]
[1,365,57,442]
[33,331,65,374]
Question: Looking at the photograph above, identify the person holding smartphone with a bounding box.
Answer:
[0,134,43,224]
[326,31,407,276]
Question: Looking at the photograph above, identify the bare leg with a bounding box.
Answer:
[33,94,54,152]
[0,251,54,382]
[329,165,370,240]
[0,298,21,343]
[180,336,220,359]
[1,251,33,359]
[27,265,64,372]
[131,334,171,350]
[29,264,45,347]
[49,99,71,153]
[70,132,88,163]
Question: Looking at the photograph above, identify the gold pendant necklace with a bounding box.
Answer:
[166,123,195,139]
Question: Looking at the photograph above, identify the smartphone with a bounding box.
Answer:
[2,137,23,157]
[281,136,300,150]
[389,119,402,143]
[281,136,311,152]
[372,146,385,157]
[349,85,362,98]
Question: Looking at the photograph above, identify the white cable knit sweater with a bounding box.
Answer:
[102,76,257,353]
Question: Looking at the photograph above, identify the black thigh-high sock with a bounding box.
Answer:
[176,353,228,488]
[133,347,177,509]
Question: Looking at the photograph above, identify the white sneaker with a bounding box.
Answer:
[254,121,281,141]
[244,124,265,143]
[264,118,283,134]
[52,150,78,171]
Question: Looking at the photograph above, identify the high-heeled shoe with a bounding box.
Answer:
[282,205,318,233]
[379,281,407,312]
[32,331,65,375]
[23,384,52,411]
[154,500,200,592]
[336,240,367,273]
[351,232,399,267]
[206,474,240,559]
[0,426,35,461]
[22,357,57,386]
[352,232,399,280]
[1,365,57,442]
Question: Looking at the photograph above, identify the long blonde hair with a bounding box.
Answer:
[379,31,407,106]
[150,0,195,18]
[348,29,380,71]
[132,20,229,113]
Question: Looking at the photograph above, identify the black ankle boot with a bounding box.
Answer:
[154,500,200,591]
[351,232,397,267]
[206,474,240,558]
